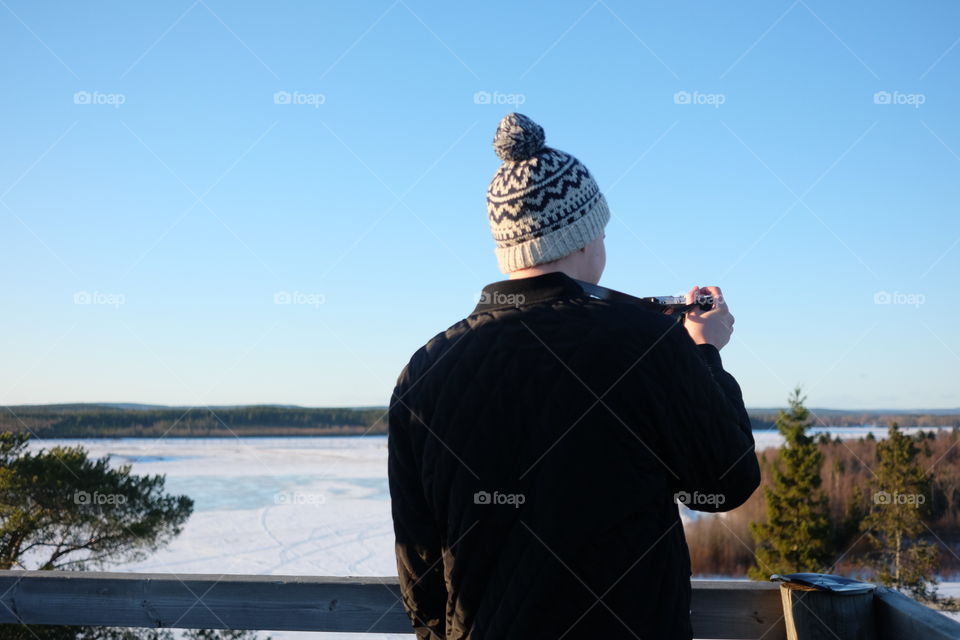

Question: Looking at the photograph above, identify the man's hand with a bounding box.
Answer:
[683,285,734,350]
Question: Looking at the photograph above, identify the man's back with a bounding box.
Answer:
[388,272,760,639]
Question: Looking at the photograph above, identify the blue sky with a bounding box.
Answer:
[2,1,959,410]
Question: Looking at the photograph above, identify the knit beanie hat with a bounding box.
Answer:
[486,113,610,273]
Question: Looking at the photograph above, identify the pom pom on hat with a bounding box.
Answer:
[492,112,546,162]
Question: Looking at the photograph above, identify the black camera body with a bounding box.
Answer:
[636,295,715,314]
[573,280,714,320]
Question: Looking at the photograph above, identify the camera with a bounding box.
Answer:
[636,294,715,315]
[573,280,715,320]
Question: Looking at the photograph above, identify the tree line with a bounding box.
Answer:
[0,405,387,438]
[748,410,960,430]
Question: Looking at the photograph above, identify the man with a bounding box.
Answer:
[388,112,760,639]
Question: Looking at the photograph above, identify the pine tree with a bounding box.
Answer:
[749,387,832,579]
[860,423,938,600]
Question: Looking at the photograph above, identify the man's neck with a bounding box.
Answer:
[508,265,596,283]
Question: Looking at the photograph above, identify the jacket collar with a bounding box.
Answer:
[470,272,589,315]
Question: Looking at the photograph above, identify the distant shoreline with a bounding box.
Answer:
[0,404,388,439]
[3,403,957,439]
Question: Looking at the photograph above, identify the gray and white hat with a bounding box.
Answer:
[486,113,610,273]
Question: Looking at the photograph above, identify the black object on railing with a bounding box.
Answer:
[772,572,877,595]
[771,572,960,640]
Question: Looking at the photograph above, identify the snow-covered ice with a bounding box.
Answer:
[752,424,955,452]
[30,436,402,639]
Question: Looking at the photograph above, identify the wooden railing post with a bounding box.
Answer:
[779,582,877,640]
[775,572,960,640]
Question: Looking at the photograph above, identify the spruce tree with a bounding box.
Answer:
[749,387,832,579]
[860,423,938,600]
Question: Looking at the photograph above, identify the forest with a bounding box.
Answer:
[0,404,388,437]
[686,426,960,582]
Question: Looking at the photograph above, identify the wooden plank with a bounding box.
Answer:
[0,572,786,637]
[692,580,787,640]
[874,587,960,640]
[0,572,411,633]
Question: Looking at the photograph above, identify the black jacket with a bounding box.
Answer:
[388,272,760,639]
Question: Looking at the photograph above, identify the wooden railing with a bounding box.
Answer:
[0,571,957,639]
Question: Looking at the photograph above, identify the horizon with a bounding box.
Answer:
[4,2,960,410]
[6,401,960,415]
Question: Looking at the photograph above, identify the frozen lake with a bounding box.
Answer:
[31,436,400,639]
[53,436,399,577]
[27,427,959,637]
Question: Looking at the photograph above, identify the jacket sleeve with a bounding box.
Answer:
[388,380,447,639]
[630,318,761,512]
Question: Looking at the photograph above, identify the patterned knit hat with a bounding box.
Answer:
[486,113,610,273]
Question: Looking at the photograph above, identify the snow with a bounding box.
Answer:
[752,424,956,452]
[938,582,960,623]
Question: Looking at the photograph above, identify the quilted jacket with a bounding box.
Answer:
[388,272,760,639]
